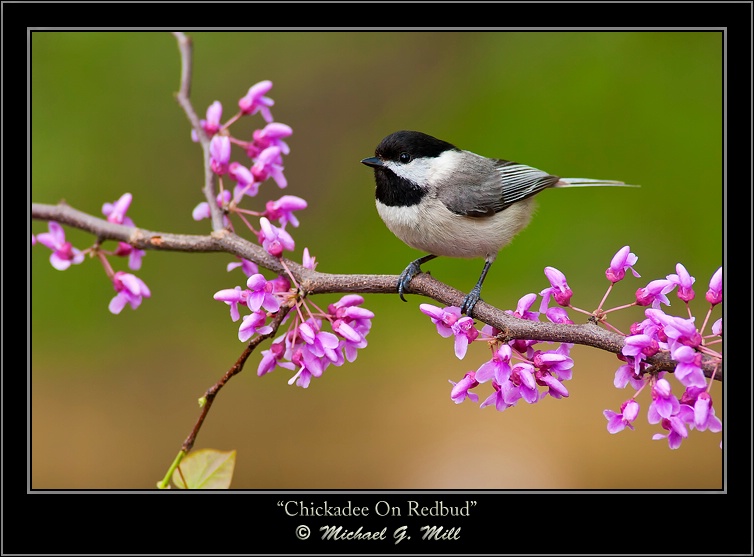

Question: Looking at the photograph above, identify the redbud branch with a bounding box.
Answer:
[172,31,225,231]
[398,274,721,379]
[31,201,722,382]
[172,32,194,107]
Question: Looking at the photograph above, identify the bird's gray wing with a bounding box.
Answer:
[438,156,561,217]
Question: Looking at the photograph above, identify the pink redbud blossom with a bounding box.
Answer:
[113,242,145,271]
[246,274,281,313]
[613,363,644,390]
[269,275,291,293]
[654,312,701,349]
[332,320,362,343]
[213,286,247,322]
[546,307,573,324]
[536,370,569,399]
[258,217,294,257]
[647,378,680,422]
[251,146,287,188]
[193,190,232,229]
[302,247,317,270]
[238,310,273,342]
[264,195,306,228]
[451,316,479,359]
[109,271,151,314]
[287,346,327,389]
[505,293,539,321]
[480,381,515,412]
[329,295,366,312]
[449,371,479,404]
[604,399,640,433]
[539,266,573,313]
[258,340,295,377]
[622,333,659,373]
[666,263,695,302]
[507,363,539,404]
[475,344,512,384]
[191,100,223,141]
[193,190,231,222]
[210,135,231,175]
[246,122,293,158]
[420,304,460,338]
[228,162,259,201]
[36,221,85,271]
[102,193,135,226]
[652,416,688,449]
[705,267,722,305]
[672,345,706,388]
[238,80,275,121]
[533,349,574,381]
[227,257,259,277]
[635,279,674,308]
[605,245,640,283]
[299,321,340,362]
[689,391,722,432]
[265,195,307,228]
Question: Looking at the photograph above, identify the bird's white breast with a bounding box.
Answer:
[376,196,536,259]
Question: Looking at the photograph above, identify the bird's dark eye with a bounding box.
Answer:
[399,152,411,163]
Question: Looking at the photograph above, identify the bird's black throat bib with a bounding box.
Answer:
[373,168,427,208]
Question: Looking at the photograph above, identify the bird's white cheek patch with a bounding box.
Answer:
[425,150,465,183]
[383,152,459,186]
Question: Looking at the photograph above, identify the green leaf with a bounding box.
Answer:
[172,449,236,489]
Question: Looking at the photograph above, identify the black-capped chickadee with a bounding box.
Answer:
[361,130,636,316]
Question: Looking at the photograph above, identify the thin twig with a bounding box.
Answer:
[181,306,291,454]
[172,31,225,231]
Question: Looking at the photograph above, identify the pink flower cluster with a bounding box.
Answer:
[423,299,574,411]
[212,247,373,388]
[190,81,306,259]
[422,246,722,451]
[215,262,374,388]
[34,193,151,315]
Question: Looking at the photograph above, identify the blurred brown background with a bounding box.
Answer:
[31,31,723,489]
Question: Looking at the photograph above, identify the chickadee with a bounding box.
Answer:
[361,130,636,316]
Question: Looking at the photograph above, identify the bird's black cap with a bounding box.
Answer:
[373,130,458,161]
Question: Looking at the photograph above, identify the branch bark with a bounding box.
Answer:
[31,201,722,382]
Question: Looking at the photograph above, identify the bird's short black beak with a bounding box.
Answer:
[361,157,384,168]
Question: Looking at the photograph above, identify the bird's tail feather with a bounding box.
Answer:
[556,178,639,188]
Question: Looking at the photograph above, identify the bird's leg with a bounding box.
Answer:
[398,254,438,302]
[460,259,493,317]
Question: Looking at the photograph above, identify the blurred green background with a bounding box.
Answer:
[31,31,723,489]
